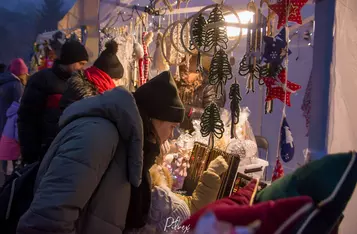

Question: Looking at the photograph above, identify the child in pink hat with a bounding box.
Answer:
[9,58,29,85]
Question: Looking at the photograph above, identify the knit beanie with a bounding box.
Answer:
[134,71,185,123]
[59,40,89,65]
[10,58,28,76]
[94,40,124,79]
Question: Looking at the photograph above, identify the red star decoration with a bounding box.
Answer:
[272,158,284,182]
[269,0,308,29]
[263,69,301,107]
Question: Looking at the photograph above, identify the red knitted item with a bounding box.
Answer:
[184,196,313,234]
[85,66,116,94]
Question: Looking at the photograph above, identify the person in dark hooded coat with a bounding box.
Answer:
[17,71,185,234]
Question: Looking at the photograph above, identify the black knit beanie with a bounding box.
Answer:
[59,40,89,65]
[134,71,185,123]
[94,40,124,79]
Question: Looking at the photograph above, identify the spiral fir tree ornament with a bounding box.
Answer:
[200,102,225,149]
[229,82,242,139]
[189,14,207,72]
[204,4,229,53]
[208,48,233,96]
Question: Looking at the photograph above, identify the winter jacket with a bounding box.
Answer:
[0,101,20,160]
[18,61,72,164]
[17,87,144,234]
[0,72,23,135]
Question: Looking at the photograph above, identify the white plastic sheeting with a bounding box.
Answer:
[330,0,357,232]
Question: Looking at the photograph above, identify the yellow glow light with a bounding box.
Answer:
[224,11,255,38]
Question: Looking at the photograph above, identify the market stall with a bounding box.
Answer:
[55,0,356,233]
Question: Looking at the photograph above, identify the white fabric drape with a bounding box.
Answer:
[330,0,357,233]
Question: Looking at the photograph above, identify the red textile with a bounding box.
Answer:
[182,180,257,228]
[85,66,116,94]
[184,196,313,234]
[272,158,285,182]
[46,94,62,109]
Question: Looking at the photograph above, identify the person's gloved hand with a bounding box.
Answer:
[207,156,228,176]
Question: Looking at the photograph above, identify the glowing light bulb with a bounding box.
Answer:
[224,11,254,38]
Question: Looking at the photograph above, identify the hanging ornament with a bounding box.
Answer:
[240,2,264,93]
[189,13,207,72]
[229,82,242,139]
[208,49,233,96]
[262,33,291,65]
[269,0,308,29]
[151,32,169,73]
[262,69,301,107]
[301,70,312,136]
[272,158,284,182]
[280,116,295,162]
[200,102,225,149]
[203,4,229,53]
[141,31,154,85]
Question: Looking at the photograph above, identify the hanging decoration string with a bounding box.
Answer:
[275,3,291,160]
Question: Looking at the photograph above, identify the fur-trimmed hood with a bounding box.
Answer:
[59,70,99,111]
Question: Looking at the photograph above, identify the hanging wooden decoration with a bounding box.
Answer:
[180,15,196,55]
[208,48,233,96]
[203,4,228,52]
[161,21,186,66]
[229,82,242,139]
[238,2,266,94]
[200,102,225,150]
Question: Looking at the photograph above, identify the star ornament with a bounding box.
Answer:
[262,28,292,64]
[263,69,301,106]
[262,36,288,64]
[269,0,308,29]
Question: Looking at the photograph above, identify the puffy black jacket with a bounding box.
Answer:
[17,61,72,164]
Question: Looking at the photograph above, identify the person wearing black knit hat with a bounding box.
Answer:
[60,40,125,111]
[125,71,185,231]
[18,40,89,164]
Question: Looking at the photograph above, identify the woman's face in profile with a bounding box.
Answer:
[152,119,180,144]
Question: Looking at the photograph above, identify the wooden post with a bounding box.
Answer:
[308,0,336,160]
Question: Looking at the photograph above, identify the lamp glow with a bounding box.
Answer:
[224,11,254,38]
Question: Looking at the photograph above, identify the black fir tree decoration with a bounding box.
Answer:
[200,102,225,149]
[204,4,229,53]
[229,82,242,139]
[190,14,207,72]
[208,49,233,96]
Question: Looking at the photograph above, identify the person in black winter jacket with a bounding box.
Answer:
[17,40,88,164]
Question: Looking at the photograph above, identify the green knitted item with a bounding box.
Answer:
[255,152,357,233]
